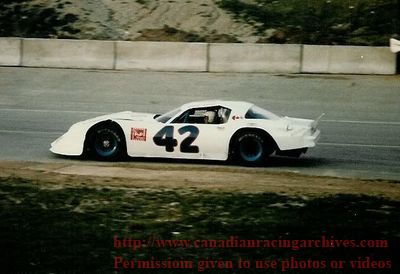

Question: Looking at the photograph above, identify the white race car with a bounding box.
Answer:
[50,100,321,165]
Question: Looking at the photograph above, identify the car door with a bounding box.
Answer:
[159,106,232,160]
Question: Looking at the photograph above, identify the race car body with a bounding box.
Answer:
[50,100,321,165]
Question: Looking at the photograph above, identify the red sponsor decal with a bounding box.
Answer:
[131,128,147,141]
[232,115,242,120]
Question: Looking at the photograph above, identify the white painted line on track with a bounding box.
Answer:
[1,129,399,149]
[0,108,106,115]
[322,119,400,125]
[0,129,63,136]
[1,109,399,126]
[319,142,400,149]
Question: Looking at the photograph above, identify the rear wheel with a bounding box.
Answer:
[89,126,125,161]
[233,132,271,166]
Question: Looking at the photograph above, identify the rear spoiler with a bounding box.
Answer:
[311,113,325,130]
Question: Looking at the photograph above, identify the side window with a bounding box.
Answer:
[173,110,190,123]
[245,105,280,120]
[172,106,231,124]
[245,107,263,119]
[173,109,206,124]
[218,107,231,124]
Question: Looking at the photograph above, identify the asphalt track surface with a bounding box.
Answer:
[0,67,399,180]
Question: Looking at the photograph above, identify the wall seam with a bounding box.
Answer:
[19,38,24,67]
[113,41,117,70]
[206,43,210,72]
[299,44,304,73]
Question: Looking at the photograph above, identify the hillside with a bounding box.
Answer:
[0,0,398,45]
[0,0,258,42]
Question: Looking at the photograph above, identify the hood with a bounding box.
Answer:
[82,111,155,124]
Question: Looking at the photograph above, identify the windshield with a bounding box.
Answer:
[245,105,281,120]
[155,108,181,123]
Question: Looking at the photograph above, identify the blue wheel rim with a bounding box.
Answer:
[239,137,263,162]
[94,131,118,157]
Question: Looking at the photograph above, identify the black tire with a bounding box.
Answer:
[233,132,269,166]
[89,126,125,161]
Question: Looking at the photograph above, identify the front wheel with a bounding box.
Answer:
[89,127,125,161]
[233,132,270,166]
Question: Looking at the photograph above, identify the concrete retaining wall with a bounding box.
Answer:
[302,45,396,75]
[0,38,21,66]
[22,38,114,69]
[116,41,207,71]
[0,37,397,74]
[209,43,301,73]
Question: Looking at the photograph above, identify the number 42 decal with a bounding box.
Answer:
[153,126,199,153]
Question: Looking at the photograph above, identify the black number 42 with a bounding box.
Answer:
[153,126,199,153]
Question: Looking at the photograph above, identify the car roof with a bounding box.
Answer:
[181,100,254,115]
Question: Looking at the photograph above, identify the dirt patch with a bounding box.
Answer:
[135,25,240,43]
[1,161,399,200]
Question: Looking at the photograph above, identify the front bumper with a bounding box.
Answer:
[50,124,87,156]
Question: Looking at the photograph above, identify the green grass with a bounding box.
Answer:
[1,177,399,273]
